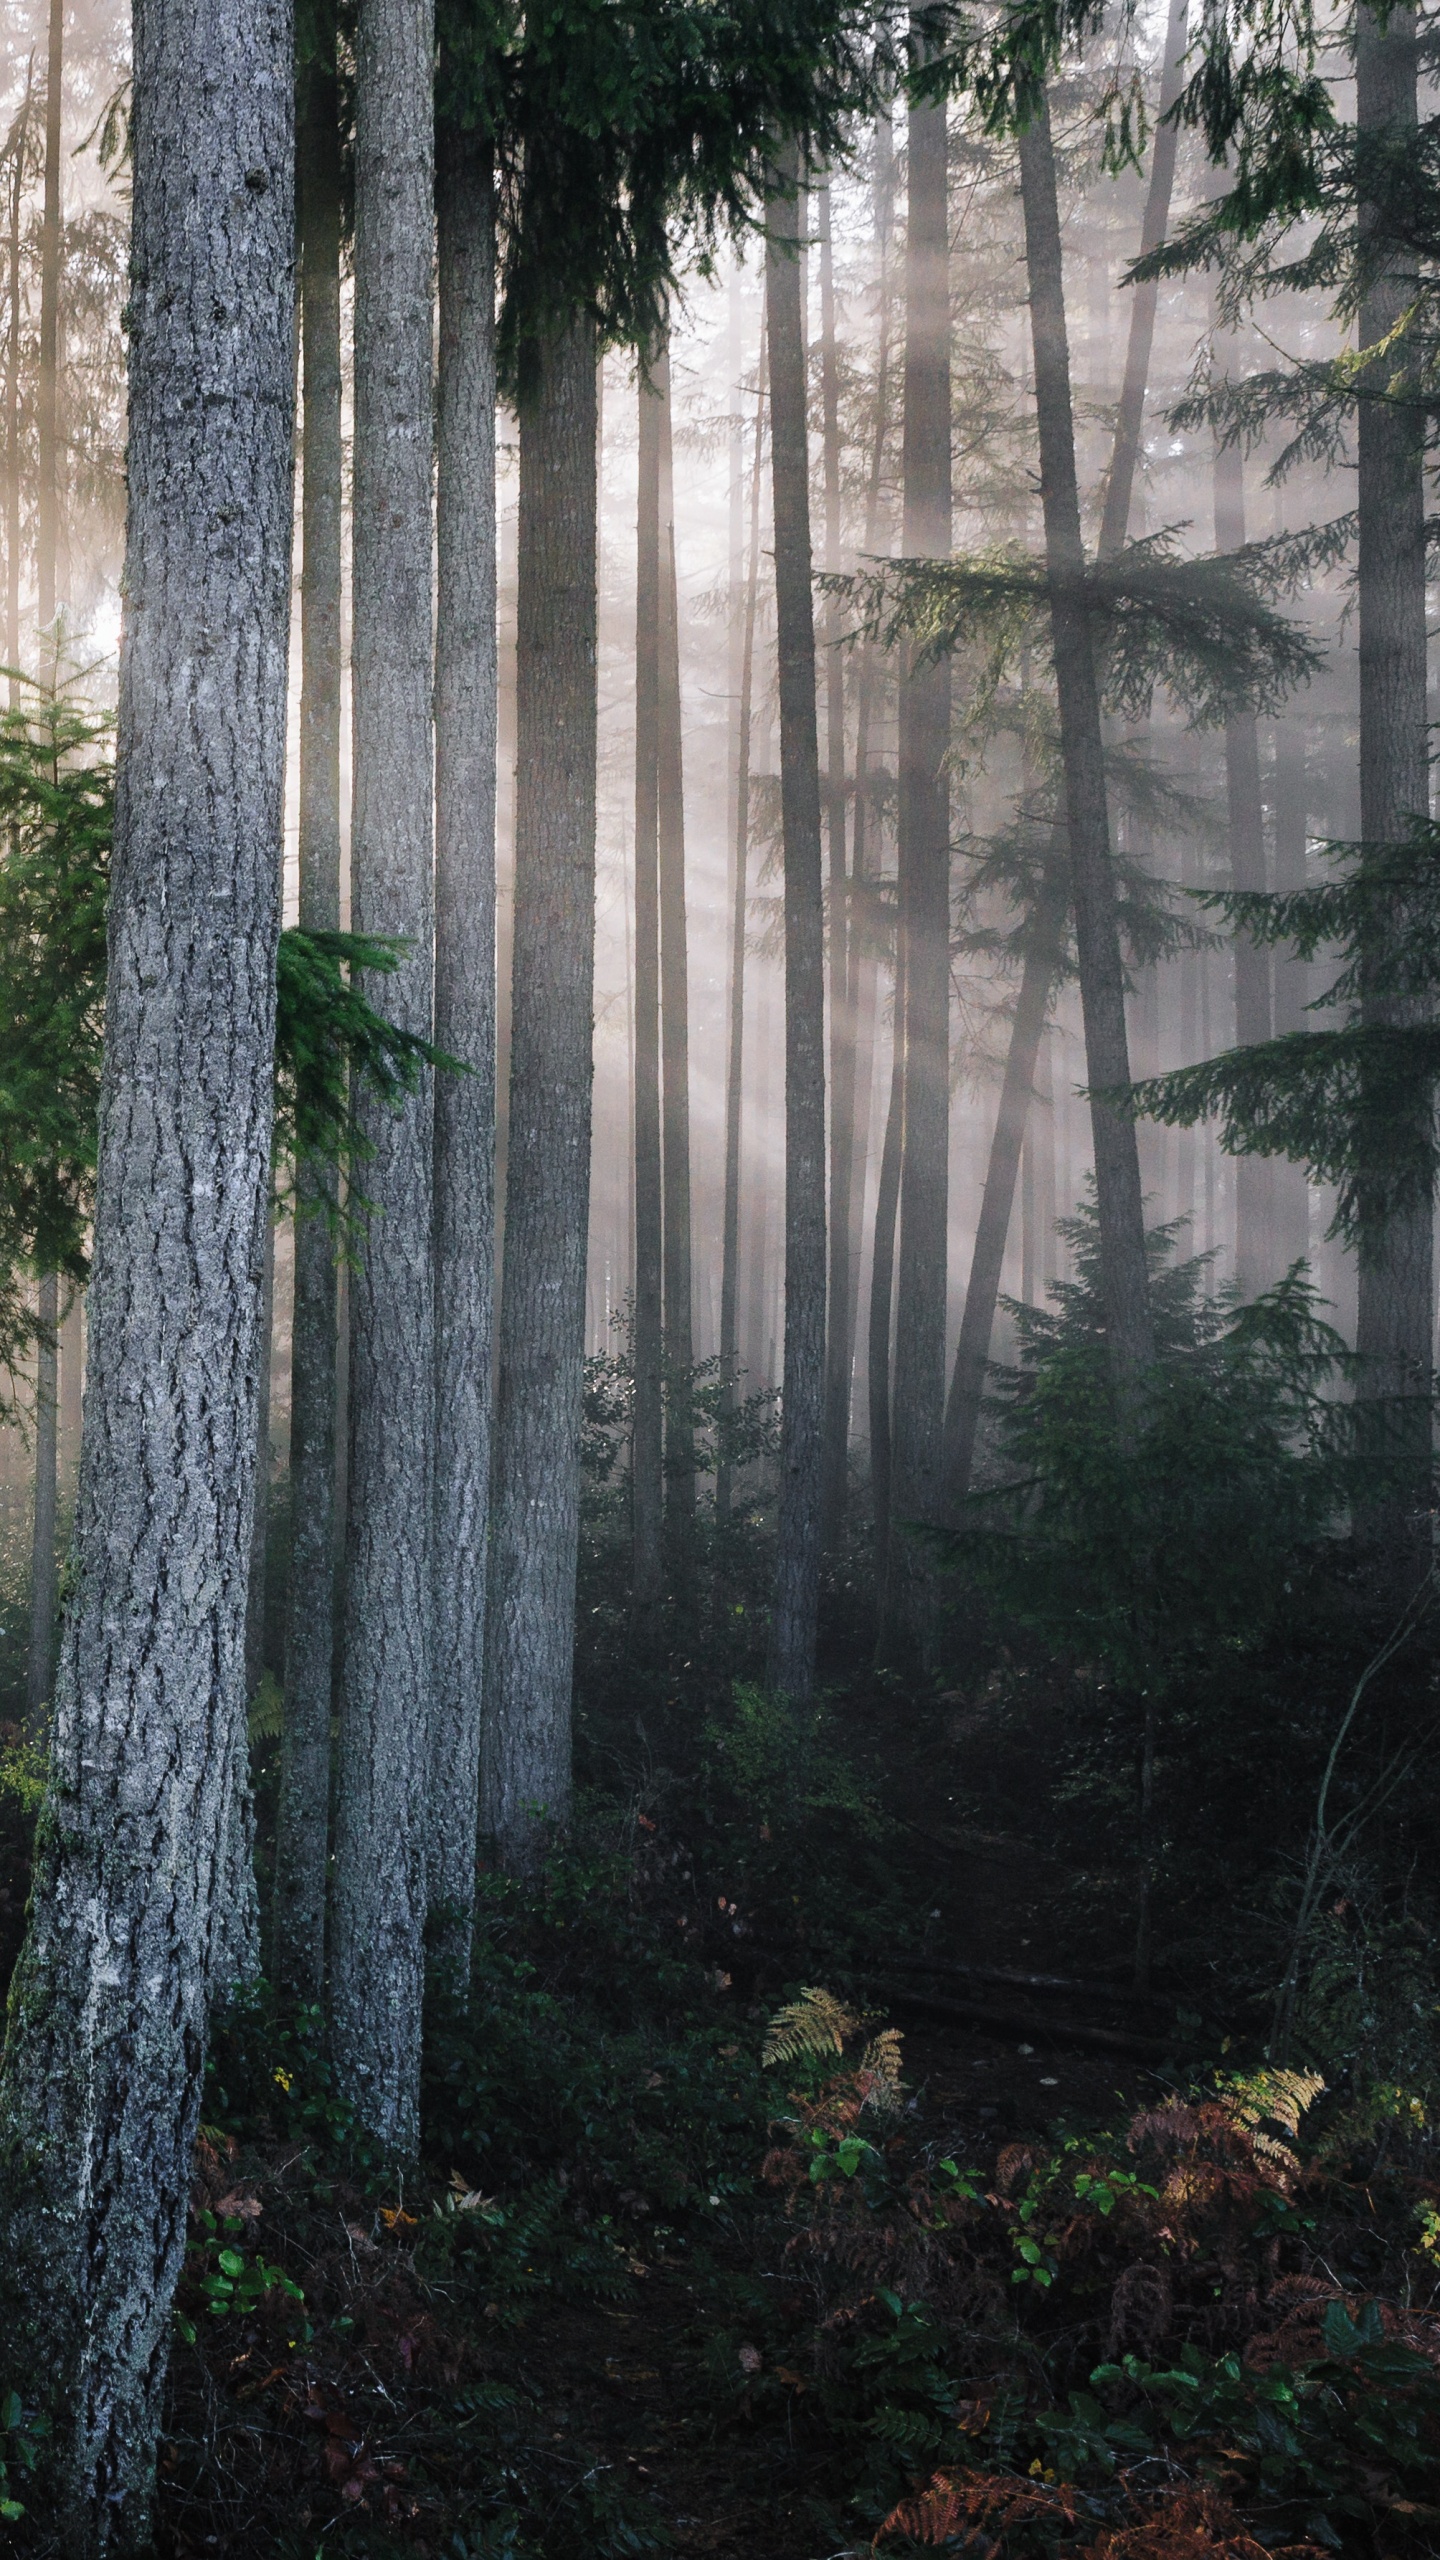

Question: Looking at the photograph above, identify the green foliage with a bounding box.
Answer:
[948,1199,1350,1699]
[173,2208,308,2347]
[705,1681,878,1833]
[1129,825,1440,1244]
[0,1728,48,1811]
[0,2385,47,2523]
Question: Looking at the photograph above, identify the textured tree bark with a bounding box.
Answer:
[717,328,766,1528]
[275,20,343,2008]
[1018,95,1154,1383]
[483,316,597,1860]
[887,65,952,1644]
[330,0,435,2155]
[765,148,827,1699]
[0,0,294,2538]
[1353,1,1432,1564]
[657,352,696,1534]
[244,1213,275,1700]
[632,350,664,1604]
[27,1,63,1714]
[26,1268,58,1718]
[818,178,855,1545]
[1213,431,1273,1293]
[430,118,497,1982]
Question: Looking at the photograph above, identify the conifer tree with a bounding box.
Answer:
[329,0,436,2151]
[633,348,665,1603]
[0,0,295,2529]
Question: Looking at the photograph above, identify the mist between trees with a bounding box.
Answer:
[0,0,1438,2549]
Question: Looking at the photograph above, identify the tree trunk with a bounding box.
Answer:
[4,59,28,697]
[632,348,664,1604]
[869,950,904,1594]
[942,861,1067,1509]
[483,315,597,1860]
[1271,707,1310,1269]
[429,118,496,1982]
[1353,1,1432,1562]
[0,0,293,2532]
[330,0,436,2156]
[1018,94,1154,1383]
[657,350,696,1532]
[26,2,63,1714]
[1095,0,1188,563]
[765,146,827,1700]
[818,177,855,1544]
[26,1268,57,1717]
[275,20,343,2009]
[887,65,952,1633]
[717,323,766,1528]
[1214,429,1273,1293]
[244,1212,275,1699]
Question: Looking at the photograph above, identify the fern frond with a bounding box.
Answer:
[762,1985,859,2069]
[856,2026,905,2117]
[1220,2065,1325,2169]
[878,2466,1079,2548]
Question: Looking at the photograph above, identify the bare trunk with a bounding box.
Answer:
[1018,95,1154,1382]
[1353,2,1432,1563]
[632,350,664,1603]
[4,62,27,695]
[658,351,695,1530]
[0,0,293,2531]
[430,119,497,1981]
[26,1267,57,1717]
[819,178,854,1543]
[330,0,436,2156]
[1214,432,1273,1292]
[869,953,904,1595]
[765,147,826,1699]
[888,65,951,1632]
[483,315,597,1859]
[275,21,343,2008]
[942,861,1066,1510]
[717,325,766,1527]
[1095,0,1189,563]
[244,1212,275,1699]
[1271,709,1310,1269]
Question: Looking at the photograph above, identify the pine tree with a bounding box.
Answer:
[329,0,437,2153]
[482,314,598,1863]
[0,0,295,2530]
[633,345,665,1603]
[430,95,498,1978]
[765,137,827,1699]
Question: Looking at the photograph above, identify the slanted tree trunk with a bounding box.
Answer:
[943,43,1181,1512]
[887,65,951,1635]
[275,16,343,2008]
[657,350,696,1533]
[870,940,904,1595]
[330,0,436,2156]
[1353,0,1432,1565]
[0,0,293,2531]
[717,323,766,1528]
[483,315,597,1859]
[765,144,826,1699]
[1018,93,1154,1383]
[818,177,855,1544]
[1214,429,1273,1293]
[632,349,664,1605]
[26,0,64,1718]
[430,116,497,1983]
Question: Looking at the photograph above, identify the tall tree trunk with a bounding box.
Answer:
[887,63,951,1633]
[869,945,904,1592]
[4,59,28,700]
[1214,429,1272,1293]
[430,118,497,1982]
[244,1213,275,1698]
[26,0,63,1718]
[330,0,436,2156]
[1353,0,1432,1561]
[632,349,664,1604]
[1096,0,1188,560]
[275,19,343,2008]
[818,178,855,1543]
[717,323,766,1528]
[1271,708,1310,1269]
[483,316,597,1859]
[657,350,695,1532]
[765,146,827,1699]
[1018,93,1154,1383]
[851,103,896,1548]
[0,0,293,2531]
